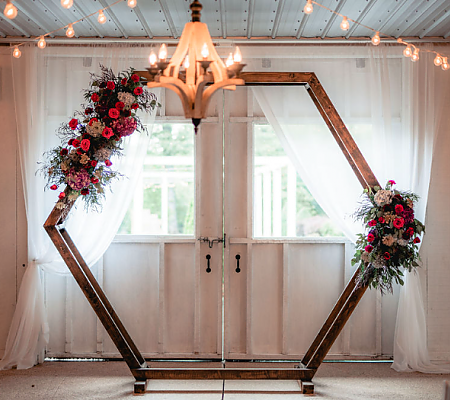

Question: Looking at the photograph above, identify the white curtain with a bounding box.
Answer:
[252,44,450,371]
[0,44,158,370]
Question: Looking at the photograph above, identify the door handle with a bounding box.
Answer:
[235,254,241,273]
[206,254,211,273]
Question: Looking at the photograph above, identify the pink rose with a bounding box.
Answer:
[134,87,143,95]
[102,127,114,139]
[393,218,404,229]
[108,108,120,119]
[80,139,90,151]
[388,180,396,185]
[105,159,112,167]
[106,81,115,90]
[364,245,373,253]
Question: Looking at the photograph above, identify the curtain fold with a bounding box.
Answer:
[0,44,158,370]
[252,44,450,371]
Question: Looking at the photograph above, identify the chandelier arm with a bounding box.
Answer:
[164,23,194,78]
[147,80,194,118]
[200,78,245,117]
[192,74,213,118]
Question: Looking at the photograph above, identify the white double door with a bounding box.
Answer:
[45,88,396,360]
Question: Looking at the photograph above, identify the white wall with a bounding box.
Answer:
[0,45,449,362]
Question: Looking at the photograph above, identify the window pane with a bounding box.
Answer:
[118,123,195,235]
[253,124,343,237]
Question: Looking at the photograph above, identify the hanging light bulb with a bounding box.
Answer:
[12,46,21,59]
[403,45,412,58]
[225,53,233,67]
[98,10,107,24]
[442,57,449,71]
[3,1,18,19]
[66,24,75,38]
[158,43,167,61]
[233,46,242,63]
[148,51,157,66]
[37,36,46,49]
[304,0,313,15]
[411,48,419,62]
[340,16,349,31]
[371,32,381,46]
[127,0,137,8]
[433,54,443,67]
[60,0,73,9]
[184,54,190,69]
[201,43,209,59]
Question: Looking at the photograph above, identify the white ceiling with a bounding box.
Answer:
[1,0,450,43]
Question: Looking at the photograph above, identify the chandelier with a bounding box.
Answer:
[146,0,246,133]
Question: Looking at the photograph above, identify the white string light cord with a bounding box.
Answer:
[304,0,449,70]
[5,0,137,58]
[4,0,450,70]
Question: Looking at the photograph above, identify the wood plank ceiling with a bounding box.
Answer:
[0,0,450,42]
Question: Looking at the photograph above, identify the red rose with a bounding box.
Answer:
[68,139,74,146]
[81,188,89,196]
[394,194,403,201]
[131,103,139,110]
[106,81,115,90]
[413,237,421,244]
[108,108,120,119]
[85,107,93,115]
[50,184,58,190]
[91,93,99,102]
[91,177,99,184]
[69,118,78,130]
[368,219,377,227]
[395,204,404,215]
[378,217,385,223]
[80,139,90,151]
[406,227,414,236]
[393,218,404,229]
[384,252,391,260]
[72,139,80,148]
[131,73,140,82]
[364,245,373,253]
[115,101,125,111]
[89,118,98,126]
[388,180,396,185]
[134,87,143,95]
[367,233,375,243]
[60,148,68,156]
[90,160,98,167]
[121,78,128,86]
[102,127,114,139]
[105,159,112,167]
[58,192,65,199]
[77,148,83,155]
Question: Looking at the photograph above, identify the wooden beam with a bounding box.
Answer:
[132,367,315,380]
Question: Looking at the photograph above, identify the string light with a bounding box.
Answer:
[442,58,449,71]
[411,48,419,62]
[98,10,107,24]
[12,46,21,58]
[61,0,73,9]
[433,54,443,67]
[66,24,75,38]
[37,36,46,49]
[371,32,380,46]
[403,45,412,58]
[3,1,18,19]
[127,0,137,8]
[304,0,313,15]
[340,16,349,31]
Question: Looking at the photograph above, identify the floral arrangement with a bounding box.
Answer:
[351,180,425,293]
[41,66,158,211]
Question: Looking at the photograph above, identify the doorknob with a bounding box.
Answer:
[235,254,241,273]
[206,254,211,273]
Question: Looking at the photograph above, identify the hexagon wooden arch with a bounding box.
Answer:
[44,72,380,395]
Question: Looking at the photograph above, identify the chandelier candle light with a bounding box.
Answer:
[146,0,246,133]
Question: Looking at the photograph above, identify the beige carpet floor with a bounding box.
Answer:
[0,361,449,399]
